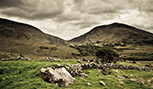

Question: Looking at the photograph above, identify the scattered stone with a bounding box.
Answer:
[87,82,91,86]
[79,73,88,78]
[140,81,144,85]
[44,57,54,60]
[57,64,62,67]
[132,61,136,64]
[147,78,153,84]
[114,69,119,73]
[119,81,125,85]
[77,60,82,64]
[117,76,125,79]
[99,81,105,86]
[130,74,133,77]
[89,59,94,62]
[83,58,88,62]
[96,60,100,64]
[20,54,24,57]
[25,57,31,60]
[123,75,129,78]
[68,64,82,76]
[40,68,46,73]
[58,60,61,62]
[130,79,137,82]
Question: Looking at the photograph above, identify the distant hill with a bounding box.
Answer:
[70,23,153,45]
[0,18,78,59]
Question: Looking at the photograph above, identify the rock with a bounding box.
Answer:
[130,79,137,82]
[96,60,100,64]
[89,59,94,62]
[119,81,125,85]
[40,68,47,73]
[147,78,153,83]
[79,73,88,78]
[140,81,144,85]
[132,61,136,64]
[83,58,88,62]
[68,64,82,76]
[57,64,62,67]
[130,74,133,77]
[99,81,105,86]
[40,67,74,87]
[87,82,91,86]
[114,69,119,73]
[123,75,129,78]
[58,60,61,62]
[117,76,125,79]
[20,54,24,57]
[25,57,31,60]
[77,60,82,64]
[141,67,149,71]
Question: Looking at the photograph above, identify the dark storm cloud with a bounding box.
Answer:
[0,0,64,20]
[0,0,23,8]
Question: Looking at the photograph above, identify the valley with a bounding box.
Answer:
[0,18,153,89]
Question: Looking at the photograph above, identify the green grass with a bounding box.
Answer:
[114,45,132,49]
[0,60,152,89]
[121,53,153,61]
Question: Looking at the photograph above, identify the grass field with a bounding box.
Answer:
[0,60,153,89]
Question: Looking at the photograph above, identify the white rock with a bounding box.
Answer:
[114,70,119,73]
[117,76,125,79]
[41,67,74,87]
[87,82,91,86]
[99,81,105,86]
[130,79,137,82]
[40,68,46,73]
[140,81,144,85]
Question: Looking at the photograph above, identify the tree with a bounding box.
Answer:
[96,48,119,63]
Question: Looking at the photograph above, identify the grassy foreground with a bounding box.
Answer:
[0,60,152,89]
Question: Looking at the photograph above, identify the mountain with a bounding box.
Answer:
[0,18,65,44]
[70,23,153,45]
[0,18,78,59]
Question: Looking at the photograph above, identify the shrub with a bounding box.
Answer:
[96,48,119,63]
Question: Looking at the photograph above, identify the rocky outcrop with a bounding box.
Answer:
[40,67,75,87]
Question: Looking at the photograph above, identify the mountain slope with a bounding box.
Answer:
[0,18,78,59]
[70,23,153,44]
[0,18,65,44]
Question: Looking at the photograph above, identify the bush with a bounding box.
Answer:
[96,48,119,63]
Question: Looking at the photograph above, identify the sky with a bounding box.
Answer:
[0,0,153,40]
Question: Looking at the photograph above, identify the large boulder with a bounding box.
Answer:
[41,67,75,87]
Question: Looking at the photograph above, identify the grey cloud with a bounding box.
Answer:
[0,0,23,8]
[54,14,80,23]
[71,21,99,29]
[0,0,64,20]
[0,0,153,40]
[74,0,144,15]
[139,0,153,12]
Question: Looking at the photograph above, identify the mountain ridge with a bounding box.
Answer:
[0,18,65,45]
[69,22,153,45]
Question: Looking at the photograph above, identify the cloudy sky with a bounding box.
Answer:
[0,0,153,40]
